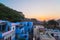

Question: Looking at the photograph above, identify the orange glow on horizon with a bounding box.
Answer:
[37,17,49,21]
[36,16,58,21]
[26,15,59,21]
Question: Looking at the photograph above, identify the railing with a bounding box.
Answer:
[2,30,15,39]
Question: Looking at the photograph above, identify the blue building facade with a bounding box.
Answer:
[0,20,15,40]
[15,22,33,40]
[0,20,33,40]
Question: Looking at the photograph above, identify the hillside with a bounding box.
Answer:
[0,3,25,22]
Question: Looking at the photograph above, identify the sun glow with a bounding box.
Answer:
[37,17,48,21]
[36,16,58,21]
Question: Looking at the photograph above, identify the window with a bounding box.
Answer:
[16,25,23,29]
[13,27,14,30]
[8,26,10,31]
[0,22,7,32]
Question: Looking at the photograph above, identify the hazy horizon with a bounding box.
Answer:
[0,0,60,21]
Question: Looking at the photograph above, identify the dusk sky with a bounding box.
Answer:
[0,0,60,21]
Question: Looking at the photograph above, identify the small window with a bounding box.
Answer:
[27,23,29,26]
[8,26,10,31]
[16,25,23,29]
[0,22,7,32]
[13,27,14,30]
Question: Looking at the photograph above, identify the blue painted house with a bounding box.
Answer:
[0,20,33,40]
[0,20,15,40]
[15,22,33,40]
[15,22,29,40]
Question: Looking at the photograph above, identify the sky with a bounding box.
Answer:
[0,0,60,21]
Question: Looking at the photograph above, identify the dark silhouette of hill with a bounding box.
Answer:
[0,3,25,22]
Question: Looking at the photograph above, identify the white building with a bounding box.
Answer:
[40,33,56,40]
[33,25,45,40]
[45,29,60,40]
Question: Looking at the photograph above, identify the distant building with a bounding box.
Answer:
[23,18,43,25]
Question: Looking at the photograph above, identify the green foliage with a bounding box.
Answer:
[47,20,59,29]
[0,3,25,22]
[47,20,59,25]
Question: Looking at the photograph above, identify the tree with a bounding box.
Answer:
[43,20,48,28]
[47,20,59,29]
[0,3,25,22]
